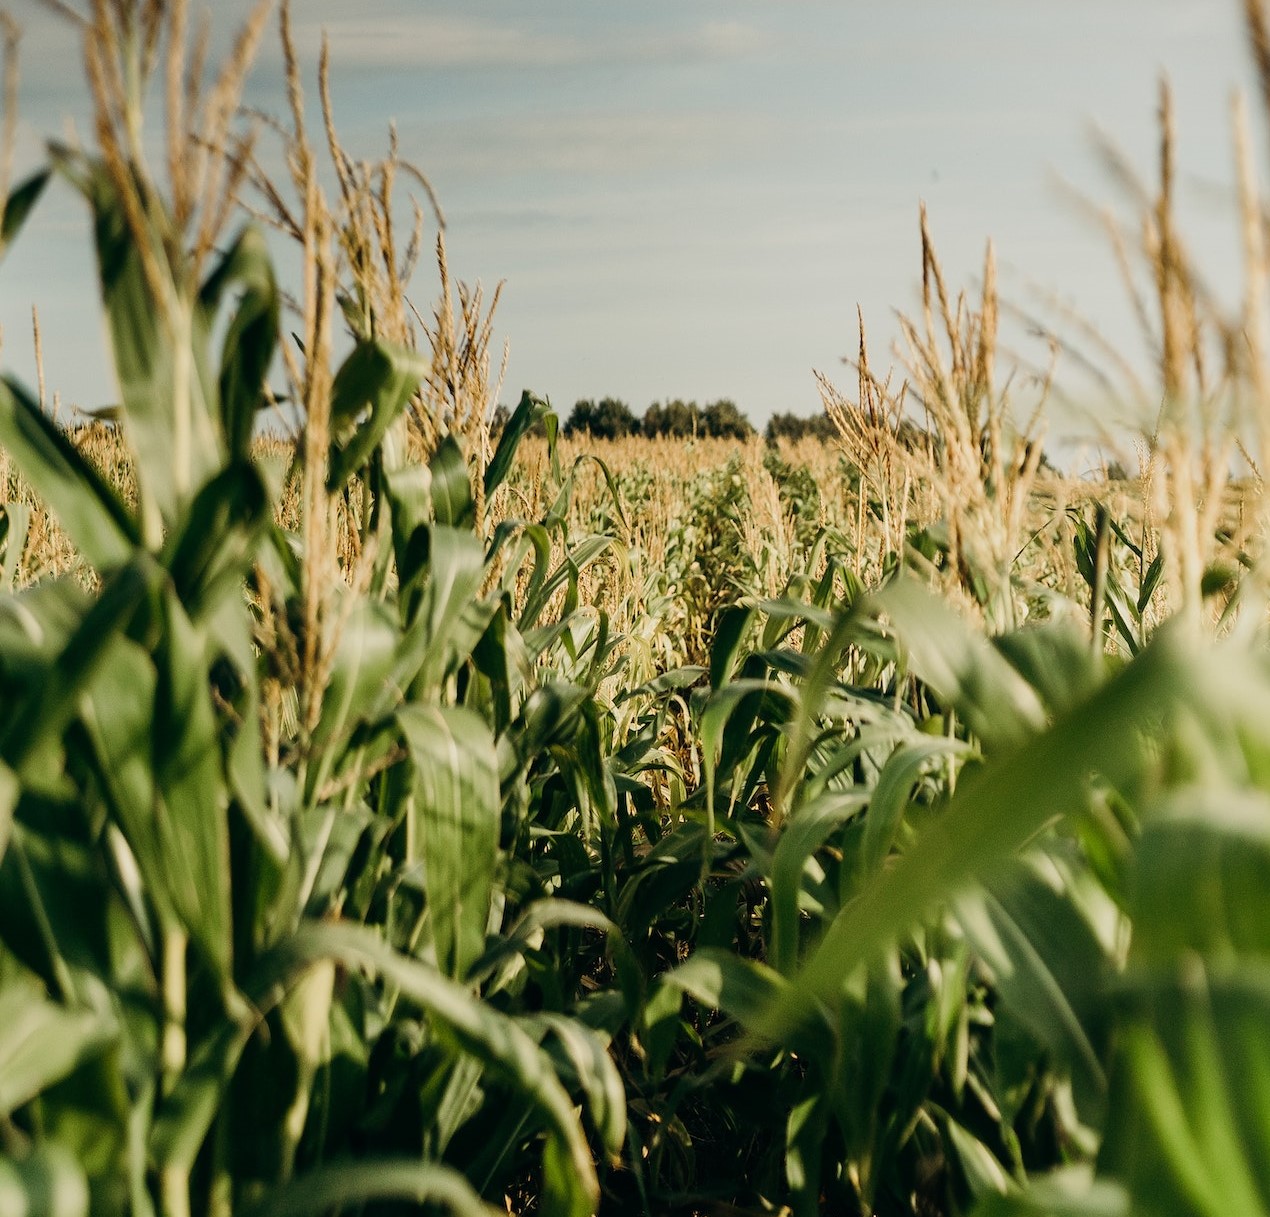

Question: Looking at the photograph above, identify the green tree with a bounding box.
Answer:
[765,410,837,443]
[700,398,754,439]
[563,396,639,439]
[643,398,699,438]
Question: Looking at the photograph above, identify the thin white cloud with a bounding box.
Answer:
[409,109,783,179]
[295,16,585,69]
[293,14,773,70]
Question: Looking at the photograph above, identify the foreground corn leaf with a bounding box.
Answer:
[242,1159,499,1217]
[326,338,431,491]
[0,758,15,863]
[0,982,116,1115]
[752,618,1233,1040]
[283,920,603,1217]
[398,704,501,980]
[196,224,280,460]
[955,849,1117,1124]
[151,590,233,975]
[50,144,221,530]
[0,1145,89,1217]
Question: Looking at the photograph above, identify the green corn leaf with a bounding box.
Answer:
[943,1115,1015,1200]
[0,376,138,570]
[0,580,91,691]
[430,433,475,529]
[0,1145,89,1217]
[327,339,430,492]
[522,1011,627,1159]
[973,1167,1128,1217]
[197,224,280,459]
[1138,550,1166,616]
[0,502,31,591]
[161,460,269,617]
[0,169,50,257]
[79,637,168,935]
[871,578,1047,751]
[496,680,590,787]
[242,1160,499,1217]
[312,596,400,751]
[1,556,157,779]
[152,590,232,975]
[519,535,615,631]
[389,525,488,697]
[786,1092,830,1217]
[956,850,1116,1123]
[0,760,14,863]
[0,981,117,1116]
[282,920,601,1217]
[1106,965,1270,1217]
[484,390,552,499]
[663,947,789,1028]
[709,604,755,690]
[471,603,518,731]
[398,704,500,980]
[769,790,869,975]
[50,144,221,528]
[150,1017,252,1178]
[699,679,798,825]
[383,460,433,584]
[752,621,1197,1042]
[862,735,975,875]
[1130,790,1270,963]
[468,899,618,988]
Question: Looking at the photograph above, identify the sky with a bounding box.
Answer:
[0,1,1255,451]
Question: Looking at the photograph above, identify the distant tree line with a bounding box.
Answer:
[763,410,838,443]
[492,397,833,443]
[487,397,840,442]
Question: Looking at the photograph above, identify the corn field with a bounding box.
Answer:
[4,3,1270,1216]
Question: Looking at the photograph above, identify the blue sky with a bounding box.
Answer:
[0,1,1252,444]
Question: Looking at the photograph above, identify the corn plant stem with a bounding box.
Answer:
[160,925,190,1217]
[207,1111,232,1217]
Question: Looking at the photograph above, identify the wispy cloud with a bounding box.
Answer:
[292,13,773,70]
[408,109,783,179]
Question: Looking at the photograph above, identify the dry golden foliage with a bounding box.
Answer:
[821,209,1050,629]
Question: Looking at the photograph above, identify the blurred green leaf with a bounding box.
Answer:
[0,502,31,591]
[957,851,1115,1123]
[50,143,221,527]
[1106,966,1270,1217]
[161,460,269,616]
[0,982,116,1116]
[0,1144,89,1217]
[873,578,1047,751]
[197,224,279,458]
[0,169,51,258]
[0,376,138,570]
[153,590,232,975]
[972,1167,1128,1217]
[431,433,475,529]
[327,338,430,491]
[242,1159,499,1217]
